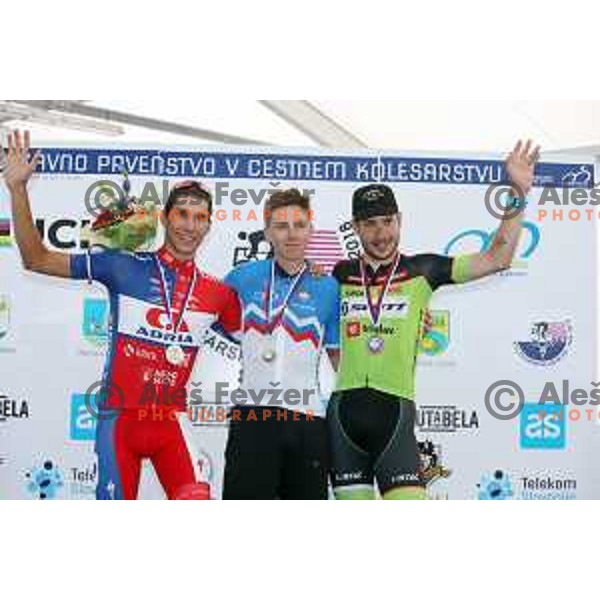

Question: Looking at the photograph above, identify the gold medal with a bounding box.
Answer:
[155,255,197,370]
[166,344,185,366]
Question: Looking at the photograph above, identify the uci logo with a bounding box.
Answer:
[444,221,540,267]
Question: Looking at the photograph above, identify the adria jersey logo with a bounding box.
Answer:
[118,297,207,347]
[135,307,193,345]
[145,308,190,332]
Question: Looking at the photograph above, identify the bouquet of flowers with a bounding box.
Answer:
[81,173,158,252]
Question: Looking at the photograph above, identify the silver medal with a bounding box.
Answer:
[262,348,277,363]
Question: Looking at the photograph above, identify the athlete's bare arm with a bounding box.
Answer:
[2,130,71,278]
[459,140,540,282]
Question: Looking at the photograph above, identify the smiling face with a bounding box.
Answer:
[161,196,211,260]
[265,205,313,264]
[353,213,402,263]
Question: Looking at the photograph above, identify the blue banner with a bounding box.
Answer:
[35,148,596,188]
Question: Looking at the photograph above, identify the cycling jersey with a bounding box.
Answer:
[70,246,241,499]
[224,259,340,418]
[332,254,470,400]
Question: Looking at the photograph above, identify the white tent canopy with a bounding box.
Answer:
[1,100,598,158]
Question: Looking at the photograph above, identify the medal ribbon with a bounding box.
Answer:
[359,253,401,328]
[264,261,308,335]
[154,255,197,335]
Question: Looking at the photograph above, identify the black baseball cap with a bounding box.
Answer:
[352,184,399,221]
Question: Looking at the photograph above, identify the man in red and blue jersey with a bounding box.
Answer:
[3,130,241,500]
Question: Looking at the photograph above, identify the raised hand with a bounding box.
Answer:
[1,130,41,192]
[506,139,540,199]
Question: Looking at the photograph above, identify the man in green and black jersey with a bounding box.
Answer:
[329,140,540,500]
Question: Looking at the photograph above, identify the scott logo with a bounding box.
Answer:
[341,300,409,317]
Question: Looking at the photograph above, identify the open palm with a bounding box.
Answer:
[2,130,41,191]
[506,139,540,198]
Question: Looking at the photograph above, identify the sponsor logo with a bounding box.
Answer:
[123,342,159,362]
[232,228,346,274]
[519,404,566,450]
[419,310,450,356]
[335,471,365,484]
[306,229,346,274]
[82,297,109,347]
[346,322,361,338]
[70,393,98,441]
[233,230,274,266]
[134,307,193,345]
[25,459,64,500]
[477,469,577,500]
[520,474,577,500]
[561,165,593,185]
[418,439,452,488]
[34,218,91,251]
[67,464,98,499]
[478,470,514,500]
[417,405,479,434]
[145,307,190,332]
[199,328,241,362]
[390,472,421,486]
[341,299,409,318]
[0,393,30,424]
[444,221,540,271]
[514,320,572,366]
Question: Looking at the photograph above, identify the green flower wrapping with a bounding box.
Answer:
[81,181,159,252]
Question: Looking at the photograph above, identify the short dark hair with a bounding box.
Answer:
[264,188,311,227]
[165,181,212,217]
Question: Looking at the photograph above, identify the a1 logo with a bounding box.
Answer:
[70,394,98,441]
[520,404,566,450]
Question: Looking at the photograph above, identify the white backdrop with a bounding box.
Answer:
[0,143,597,500]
